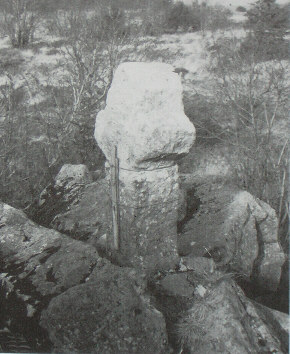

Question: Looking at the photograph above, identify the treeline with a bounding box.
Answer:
[0,0,235,48]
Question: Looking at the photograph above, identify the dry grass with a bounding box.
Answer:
[176,270,237,352]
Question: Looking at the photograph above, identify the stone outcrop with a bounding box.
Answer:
[51,179,111,243]
[0,202,169,353]
[29,164,93,227]
[149,258,289,353]
[176,276,288,354]
[41,264,170,354]
[0,203,99,296]
[1,201,288,353]
[53,164,92,191]
[0,202,100,351]
[27,164,111,243]
[179,175,285,292]
[94,62,195,272]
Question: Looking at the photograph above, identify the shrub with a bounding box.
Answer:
[166,1,201,32]
[204,33,289,225]
[236,6,247,12]
[242,0,289,61]
[0,0,39,48]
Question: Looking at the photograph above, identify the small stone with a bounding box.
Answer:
[180,256,215,274]
[194,284,207,297]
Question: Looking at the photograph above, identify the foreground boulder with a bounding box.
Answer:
[0,202,169,353]
[41,263,170,354]
[177,275,288,353]
[149,257,288,353]
[0,203,99,297]
[179,175,285,292]
[0,202,100,350]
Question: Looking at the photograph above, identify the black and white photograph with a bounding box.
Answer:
[0,0,289,353]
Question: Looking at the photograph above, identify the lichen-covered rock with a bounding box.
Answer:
[178,186,187,222]
[158,273,196,299]
[179,175,285,291]
[39,164,92,208]
[177,277,288,354]
[28,164,92,227]
[253,302,289,351]
[95,62,195,170]
[117,166,180,272]
[28,166,110,242]
[51,179,111,242]
[40,263,170,354]
[0,202,100,351]
[0,202,99,296]
[0,202,170,353]
[179,256,215,274]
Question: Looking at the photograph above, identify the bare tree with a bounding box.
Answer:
[202,32,289,224]
[0,0,39,47]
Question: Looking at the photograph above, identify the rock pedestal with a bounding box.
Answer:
[95,62,195,271]
[118,166,179,271]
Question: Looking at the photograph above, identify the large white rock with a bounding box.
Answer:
[95,62,195,169]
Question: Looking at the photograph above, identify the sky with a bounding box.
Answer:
[181,0,289,10]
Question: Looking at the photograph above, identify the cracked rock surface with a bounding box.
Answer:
[176,276,288,354]
[27,164,111,243]
[179,175,285,292]
[41,263,170,354]
[0,202,169,353]
[94,62,195,170]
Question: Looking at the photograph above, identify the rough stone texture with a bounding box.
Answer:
[0,202,99,296]
[0,202,101,351]
[179,256,215,274]
[28,165,110,243]
[150,264,288,353]
[95,62,195,170]
[0,202,170,353]
[177,277,289,354]
[178,186,187,222]
[54,164,92,190]
[51,179,111,243]
[158,273,195,299]
[258,243,286,291]
[253,302,289,351]
[40,263,170,354]
[31,166,186,246]
[94,62,195,271]
[148,257,218,350]
[118,166,180,271]
[29,164,93,227]
[179,175,285,291]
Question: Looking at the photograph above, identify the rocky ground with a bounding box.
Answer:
[0,21,289,353]
[0,163,288,353]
